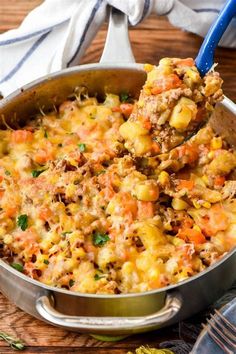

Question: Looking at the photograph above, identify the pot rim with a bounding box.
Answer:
[0,62,236,299]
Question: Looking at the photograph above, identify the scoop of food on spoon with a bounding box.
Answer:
[119,0,236,155]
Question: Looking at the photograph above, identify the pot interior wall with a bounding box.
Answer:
[0,66,146,127]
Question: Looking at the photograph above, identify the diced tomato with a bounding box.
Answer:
[11,130,33,144]
[151,74,182,95]
[177,179,195,191]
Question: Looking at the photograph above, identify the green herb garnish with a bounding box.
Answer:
[94,274,106,281]
[120,92,129,102]
[92,232,110,247]
[58,143,63,147]
[44,130,48,138]
[97,170,106,175]
[17,214,28,231]
[62,231,72,236]
[78,143,86,152]
[5,170,11,176]
[43,259,49,265]
[0,331,25,350]
[31,170,44,178]
[69,279,75,287]
[11,263,23,272]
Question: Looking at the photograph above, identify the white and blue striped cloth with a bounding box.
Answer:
[0,0,235,97]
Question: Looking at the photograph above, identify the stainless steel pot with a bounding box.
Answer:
[0,8,235,337]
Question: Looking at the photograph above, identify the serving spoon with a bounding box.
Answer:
[160,0,236,152]
[181,0,236,146]
[196,0,236,76]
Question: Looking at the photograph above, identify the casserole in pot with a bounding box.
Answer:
[0,8,235,336]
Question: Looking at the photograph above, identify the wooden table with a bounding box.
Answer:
[0,1,235,353]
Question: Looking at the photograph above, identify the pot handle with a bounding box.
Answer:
[99,7,135,64]
[36,291,182,333]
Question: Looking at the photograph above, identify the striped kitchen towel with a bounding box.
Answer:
[0,0,235,97]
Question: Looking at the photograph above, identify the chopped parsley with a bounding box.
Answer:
[92,231,110,247]
[69,279,75,287]
[32,170,45,178]
[43,259,49,265]
[44,130,48,138]
[78,143,86,152]
[5,170,11,176]
[11,263,23,272]
[94,274,106,281]
[17,214,28,231]
[120,92,129,102]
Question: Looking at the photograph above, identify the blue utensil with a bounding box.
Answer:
[196,0,236,76]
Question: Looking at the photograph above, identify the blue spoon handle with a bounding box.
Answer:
[196,0,236,76]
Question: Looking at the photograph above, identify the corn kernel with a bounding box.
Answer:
[193,199,201,209]
[143,87,151,95]
[172,198,189,210]
[144,63,154,72]
[211,137,222,150]
[208,151,215,159]
[0,227,6,238]
[158,171,170,186]
[193,225,202,233]
[202,201,211,209]
[202,175,209,186]
[3,234,13,245]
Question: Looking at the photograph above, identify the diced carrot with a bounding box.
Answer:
[177,179,195,191]
[11,130,33,144]
[151,141,160,154]
[176,58,195,67]
[34,149,53,164]
[119,103,134,118]
[122,193,138,218]
[139,116,152,130]
[137,201,154,219]
[177,144,199,164]
[178,227,206,245]
[4,206,17,218]
[0,189,4,198]
[111,106,121,113]
[214,176,225,187]
[0,176,3,183]
[39,207,52,221]
[151,74,182,95]
[198,204,229,236]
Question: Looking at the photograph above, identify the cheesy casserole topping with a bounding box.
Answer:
[0,59,235,294]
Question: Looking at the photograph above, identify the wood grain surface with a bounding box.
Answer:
[0,1,235,353]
